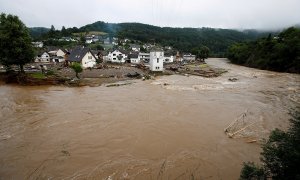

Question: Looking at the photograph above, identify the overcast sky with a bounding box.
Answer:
[0,0,299,30]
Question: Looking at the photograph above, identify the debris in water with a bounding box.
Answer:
[61,150,70,156]
[228,77,238,82]
[224,110,260,138]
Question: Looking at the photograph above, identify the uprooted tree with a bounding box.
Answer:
[0,13,35,72]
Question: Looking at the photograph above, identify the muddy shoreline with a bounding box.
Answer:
[0,62,226,87]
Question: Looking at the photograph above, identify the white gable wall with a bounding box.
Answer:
[81,52,96,68]
[108,50,126,63]
[56,49,66,57]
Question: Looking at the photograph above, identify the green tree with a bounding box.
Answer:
[96,44,104,50]
[240,162,266,180]
[227,27,300,73]
[240,111,300,179]
[70,62,83,79]
[61,26,68,36]
[199,46,210,61]
[79,33,86,45]
[48,25,56,38]
[0,13,35,72]
[192,46,210,61]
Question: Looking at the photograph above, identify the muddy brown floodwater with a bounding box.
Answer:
[0,58,299,179]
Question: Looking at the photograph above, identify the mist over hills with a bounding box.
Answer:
[29,21,277,56]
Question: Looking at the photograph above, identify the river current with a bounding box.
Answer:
[0,58,299,179]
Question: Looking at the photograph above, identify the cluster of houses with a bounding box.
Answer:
[34,44,196,71]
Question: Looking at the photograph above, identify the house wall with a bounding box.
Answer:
[138,53,150,63]
[52,57,65,63]
[56,49,65,57]
[130,58,140,64]
[163,56,174,63]
[35,52,50,63]
[150,51,164,71]
[81,52,96,68]
[183,55,196,61]
[108,50,126,63]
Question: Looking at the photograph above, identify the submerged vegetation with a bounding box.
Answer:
[227,27,300,73]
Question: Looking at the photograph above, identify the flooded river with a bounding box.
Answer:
[0,58,299,179]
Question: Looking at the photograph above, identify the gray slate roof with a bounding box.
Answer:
[67,47,96,62]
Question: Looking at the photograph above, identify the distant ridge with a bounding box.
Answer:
[29,21,291,55]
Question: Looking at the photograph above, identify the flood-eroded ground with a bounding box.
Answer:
[0,58,299,179]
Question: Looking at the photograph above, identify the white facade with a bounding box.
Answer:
[56,49,66,57]
[107,50,127,63]
[130,57,140,64]
[52,56,65,63]
[32,42,43,48]
[86,39,93,44]
[163,56,174,63]
[138,53,150,63]
[149,50,164,71]
[81,52,96,68]
[35,52,50,63]
[183,54,196,61]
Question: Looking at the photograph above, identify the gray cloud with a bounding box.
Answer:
[0,0,299,30]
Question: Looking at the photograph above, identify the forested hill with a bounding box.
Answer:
[80,21,269,56]
[227,27,300,73]
[29,27,50,38]
[29,21,270,56]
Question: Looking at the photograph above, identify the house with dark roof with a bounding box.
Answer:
[66,47,97,68]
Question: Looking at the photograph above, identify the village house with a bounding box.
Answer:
[85,37,93,44]
[32,41,43,48]
[163,53,174,63]
[106,49,127,63]
[183,53,196,61]
[128,53,140,64]
[130,44,141,52]
[52,56,65,63]
[103,37,111,45]
[149,48,164,71]
[66,47,97,68]
[98,51,108,63]
[138,53,150,63]
[35,52,50,63]
[59,37,77,42]
[47,48,67,63]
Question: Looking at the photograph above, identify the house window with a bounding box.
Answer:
[113,54,116,56]
[157,58,159,63]
[88,56,92,59]
[113,58,116,60]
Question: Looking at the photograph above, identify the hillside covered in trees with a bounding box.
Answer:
[227,27,300,73]
[29,21,269,56]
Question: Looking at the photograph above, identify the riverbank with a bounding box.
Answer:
[0,61,226,87]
